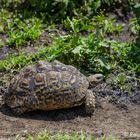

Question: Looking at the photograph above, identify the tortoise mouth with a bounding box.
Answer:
[10,105,21,109]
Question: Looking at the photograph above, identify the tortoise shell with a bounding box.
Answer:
[5,60,102,115]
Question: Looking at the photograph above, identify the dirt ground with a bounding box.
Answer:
[0,82,140,140]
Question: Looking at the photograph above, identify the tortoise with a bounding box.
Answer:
[4,60,103,115]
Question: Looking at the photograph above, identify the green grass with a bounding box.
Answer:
[0,33,133,73]
[0,9,42,49]
[0,14,135,73]
[0,0,132,20]
[6,17,42,48]
[16,131,118,140]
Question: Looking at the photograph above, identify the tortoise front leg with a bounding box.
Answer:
[85,90,96,114]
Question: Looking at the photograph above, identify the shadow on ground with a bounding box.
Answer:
[0,104,88,121]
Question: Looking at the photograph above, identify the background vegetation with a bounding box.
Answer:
[0,0,140,139]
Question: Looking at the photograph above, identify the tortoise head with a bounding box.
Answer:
[87,74,104,88]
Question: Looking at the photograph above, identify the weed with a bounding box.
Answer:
[6,17,42,48]
[63,15,122,35]
[0,0,133,22]
[129,18,140,35]
[0,14,134,75]
[128,2,140,74]
[0,39,4,48]
[0,47,46,71]
[16,130,117,140]
[0,9,13,34]
[113,73,132,93]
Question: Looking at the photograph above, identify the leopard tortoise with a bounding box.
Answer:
[4,60,103,115]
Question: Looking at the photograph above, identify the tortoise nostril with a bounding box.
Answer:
[96,76,103,80]
[95,74,104,81]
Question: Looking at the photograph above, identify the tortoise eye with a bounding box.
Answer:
[94,74,104,81]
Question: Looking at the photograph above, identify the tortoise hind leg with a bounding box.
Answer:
[85,90,95,114]
[11,107,27,116]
